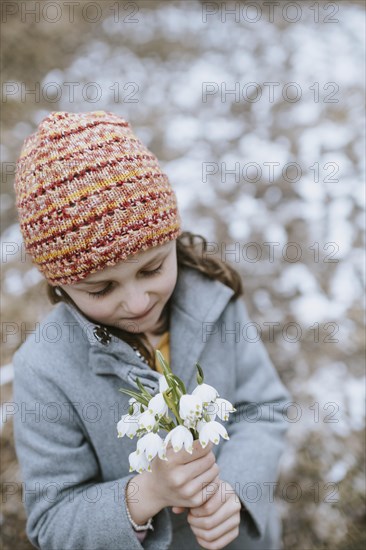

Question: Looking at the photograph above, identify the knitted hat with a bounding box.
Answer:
[14,111,182,286]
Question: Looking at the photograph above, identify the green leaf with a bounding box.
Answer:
[167,375,182,402]
[118,388,149,407]
[135,377,153,400]
[156,350,172,375]
[162,388,174,408]
[118,388,141,400]
[162,389,183,426]
[173,375,187,395]
[196,362,204,384]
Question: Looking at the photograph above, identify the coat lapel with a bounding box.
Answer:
[168,267,235,392]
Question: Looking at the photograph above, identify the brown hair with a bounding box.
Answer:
[46,231,244,368]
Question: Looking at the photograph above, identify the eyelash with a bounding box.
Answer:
[87,264,164,299]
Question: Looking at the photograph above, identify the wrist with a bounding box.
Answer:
[126,473,165,525]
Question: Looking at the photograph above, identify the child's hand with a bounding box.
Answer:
[149,438,220,510]
[186,479,242,550]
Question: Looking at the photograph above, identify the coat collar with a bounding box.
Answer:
[64,266,235,393]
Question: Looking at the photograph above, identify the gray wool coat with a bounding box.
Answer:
[12,266,291,550]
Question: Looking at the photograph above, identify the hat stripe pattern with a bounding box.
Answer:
[28,198,172,256]
[22,177,166,239]
[14,111,182,286]
[38,210,175,267]
[20,134,140,177]
[18,159,160,221]
[51,226,178,285]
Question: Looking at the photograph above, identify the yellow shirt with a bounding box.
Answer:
[154,331,170,373]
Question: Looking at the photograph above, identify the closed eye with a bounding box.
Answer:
[87,283,113,298]
[142,264,163,278]
[87,263,164,299]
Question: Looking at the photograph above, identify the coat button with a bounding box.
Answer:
[93,326,111,345]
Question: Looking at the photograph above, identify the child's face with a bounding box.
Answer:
[60,240,178,335]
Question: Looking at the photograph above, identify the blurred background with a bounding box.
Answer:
[1,0,365,548]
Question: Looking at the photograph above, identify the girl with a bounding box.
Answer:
[12,111,291,550]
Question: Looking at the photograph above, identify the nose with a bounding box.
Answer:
[120,288,151,318]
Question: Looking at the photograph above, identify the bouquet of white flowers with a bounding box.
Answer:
[117,350,236,474]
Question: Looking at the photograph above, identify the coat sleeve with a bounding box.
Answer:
[12,354,173,550]
[214,298,292,541]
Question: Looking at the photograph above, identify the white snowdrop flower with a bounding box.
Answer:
[138,410,156,432]
[148,392,169,418]
[129,397,144,414]
[179,394,203,421]
[192,383,219,404]
[136,432,165,461]
[196,420,229,448]
[117,413,139,439]
[163,425,194,454]
[129,450,151,473]
[158,445,168,461]
[204,401,218,421]
[215,398,236,421]
[158,374,169,393]
[183,417,198,430]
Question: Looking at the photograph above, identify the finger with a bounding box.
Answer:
[165,439,213,465]
[190,514,240,544]
[186,467,220,506]
[188,494,224,526]
[172,452,216,485]
[189,476,221,516]
[172,506,186,514]
[178,440,214,465]
[184,452,217,480]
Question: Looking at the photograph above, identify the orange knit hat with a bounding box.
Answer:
[14,111,182,286]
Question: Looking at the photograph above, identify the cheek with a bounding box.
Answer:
[92,299,117,317]
[75,295,116,320]
[161,266,178,295]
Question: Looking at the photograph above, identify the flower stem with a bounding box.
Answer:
[159,416,176,432]
[190,427,199,440]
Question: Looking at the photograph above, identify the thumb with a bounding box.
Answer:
[172,506,186,514]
